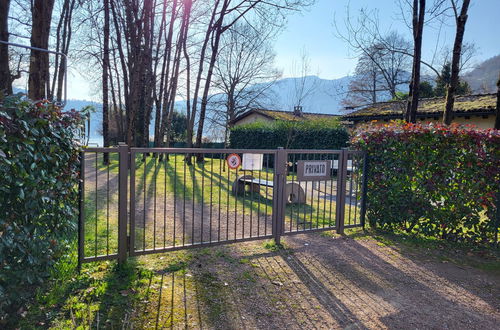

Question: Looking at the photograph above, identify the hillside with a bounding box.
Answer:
[464,55,500,92]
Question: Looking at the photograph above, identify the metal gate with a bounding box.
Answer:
[78,146,367,265]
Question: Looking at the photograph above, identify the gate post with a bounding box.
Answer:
[335,148,348,234]
[360,152,369,228]
[77,151,85,271]
[118,143,129,263]
[272,147,287,245]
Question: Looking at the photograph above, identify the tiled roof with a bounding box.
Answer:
[342,93,496,120]
[235,108,338,122]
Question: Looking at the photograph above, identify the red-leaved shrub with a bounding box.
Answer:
[351,121,499,245]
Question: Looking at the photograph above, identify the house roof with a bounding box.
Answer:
[234,108,339,123]
[342,93,497,121]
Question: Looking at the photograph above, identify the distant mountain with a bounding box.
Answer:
[76,75,353,145]
[262,75,351,115]
[464,55,500,92]
[183,75,352,115]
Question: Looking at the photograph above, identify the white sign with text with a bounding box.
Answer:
[242,153,263,171]
[297,160,331,181]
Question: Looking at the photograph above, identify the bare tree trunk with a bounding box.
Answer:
[133,0,151,147]
[495,73,500,130]
[182,13,192,159]
[56,0,76,101]
[122,1,141,146]
[443,0,471,125]
[50,0,67,100]
[0,0,12,95]
[103,0,110,162]
[28,0,55,101]
[110,39,124,140]
[108,61,120,142]
[164,1,191,151]
[404,0,425,123]
[110,0,129,142]
[187,1,220,154]
[141,0,156,148]
[153,0,170,148]
[372,71,377,104]
[195,2,230,162]
[155,0,178,148]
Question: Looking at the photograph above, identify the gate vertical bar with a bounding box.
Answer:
[273,148,287,244]
[118,144,129,263]
[129,150,136,255]
[78,151,85,270]
[359,152,369,228]
[335,149,348,234]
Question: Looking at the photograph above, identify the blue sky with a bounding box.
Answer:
[275,0,500,79]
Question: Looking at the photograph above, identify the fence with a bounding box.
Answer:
[78,146,367,265]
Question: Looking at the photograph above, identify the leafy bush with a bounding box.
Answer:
[230,118,349,149]
[351,121,500,245]
[0,95,84,320]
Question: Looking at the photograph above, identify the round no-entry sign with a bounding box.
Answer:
[226,153,241,170]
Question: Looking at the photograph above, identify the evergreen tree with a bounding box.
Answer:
[435,62,471,97]
[419,81,435,98]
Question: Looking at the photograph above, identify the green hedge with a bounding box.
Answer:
[351,121,500,245]
[230,119,349,149]
[0,95,84,320]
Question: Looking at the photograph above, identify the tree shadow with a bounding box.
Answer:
[279,233,500,328]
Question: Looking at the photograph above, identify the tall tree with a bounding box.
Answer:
[48,0,77,102]
[442,0,471,125]
[153,0,178,148]
[193,0,313,161]
[434,62,470,97]
[28,0,55,101]
[342,57,382,107]
[342,35,411,107]
[0,0,12,94]
[289,49,318,110]
[210,21,281,146]
[404,0,426,123]
[102,0,110,161]
[336,12,414,105]
[495,73,500,130]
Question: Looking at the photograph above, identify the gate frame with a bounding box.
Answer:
[78,145,367,265]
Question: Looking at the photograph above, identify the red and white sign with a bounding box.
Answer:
[226,153,241,170]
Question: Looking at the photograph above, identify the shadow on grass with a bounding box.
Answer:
[11,254,144,328]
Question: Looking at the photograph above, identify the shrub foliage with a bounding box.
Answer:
[0,95,84,319]
[230,119,349,149]
[352,121,500,245]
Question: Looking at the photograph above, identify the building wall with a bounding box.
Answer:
[233,113,274,126]
[350,115,495,130]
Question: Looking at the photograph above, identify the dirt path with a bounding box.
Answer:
[126,231,499,329]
